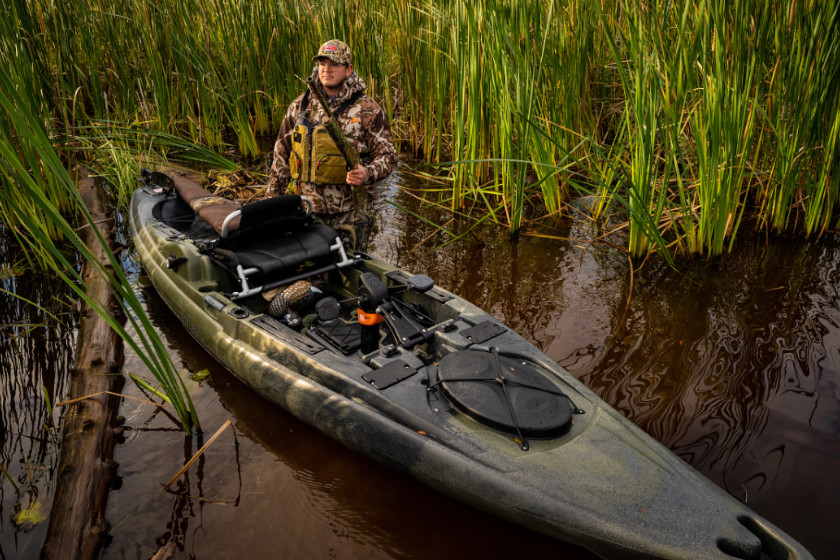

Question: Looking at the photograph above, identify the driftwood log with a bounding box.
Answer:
[43,170,126,559]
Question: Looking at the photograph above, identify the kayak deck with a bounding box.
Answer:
[129,171,814,560]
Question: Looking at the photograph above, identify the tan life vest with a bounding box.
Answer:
[289,90,361,185]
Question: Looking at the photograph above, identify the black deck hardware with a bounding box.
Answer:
[385,270,453,303]
[434,348,582,450]
[461,320,506,344]
[363,360,418,390]
[165,254,188,271]
[314,320,362,354]
[252,315,324,355]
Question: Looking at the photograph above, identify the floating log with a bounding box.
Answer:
[42,169,126,560]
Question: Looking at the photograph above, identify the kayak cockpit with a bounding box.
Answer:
[141,168,358,301]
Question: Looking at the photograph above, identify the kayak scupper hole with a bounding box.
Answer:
[715,537,759,560]
[739,515,797,560]
[228,307,250,319]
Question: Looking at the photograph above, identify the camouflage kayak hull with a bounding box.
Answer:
[129,178,812,560]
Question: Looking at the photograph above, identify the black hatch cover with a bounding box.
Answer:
[436,349,573,439]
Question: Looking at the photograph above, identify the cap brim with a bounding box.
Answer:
[313,54,342,63]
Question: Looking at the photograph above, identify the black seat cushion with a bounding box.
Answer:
[220,223,338,277]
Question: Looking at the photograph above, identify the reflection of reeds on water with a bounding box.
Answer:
[575,240,835,500]
[0,269,75,537]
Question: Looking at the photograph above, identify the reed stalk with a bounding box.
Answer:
[598,2,669,257]
[2,0,840,261]
[684,0,757,256]
[0,64,199,432]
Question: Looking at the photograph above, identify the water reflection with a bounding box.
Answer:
[101,282,591,559]
[571,239,835,507]
[1,238,76,559]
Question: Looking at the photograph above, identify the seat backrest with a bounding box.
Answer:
[164,171,312,243]
[219,195,314,247]
[224,223,338,276]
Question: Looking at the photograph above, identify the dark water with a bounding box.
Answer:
[1,239,75,558]
[2,170,839,559]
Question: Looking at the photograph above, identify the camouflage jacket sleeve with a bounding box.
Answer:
[352,98,398,184]
[266,95,304,196]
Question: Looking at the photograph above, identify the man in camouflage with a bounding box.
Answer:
[266,39,398,250]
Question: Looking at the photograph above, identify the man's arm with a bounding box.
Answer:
[357,103,399,184]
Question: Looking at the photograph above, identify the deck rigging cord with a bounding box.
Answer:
[428,347,585,451]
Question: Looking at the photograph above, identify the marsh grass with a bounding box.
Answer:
[2,0,839,261]
[0,66,199,431]
[3,0,839,431]
[594,0,839,257]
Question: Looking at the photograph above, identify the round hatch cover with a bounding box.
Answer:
[436,350,573,438]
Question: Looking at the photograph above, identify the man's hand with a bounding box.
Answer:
[346,165,368,186]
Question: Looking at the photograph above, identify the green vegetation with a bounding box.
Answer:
[0,67,200,430]
[13,499,45,530]
[2,0,839,261]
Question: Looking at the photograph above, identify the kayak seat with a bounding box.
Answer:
[212,221,357,301]
[217,195,314,245]
[215,223,337,276]
[164,170,312,242]
[143,168,359,300]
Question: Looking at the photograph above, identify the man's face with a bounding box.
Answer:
[317,59,352,92]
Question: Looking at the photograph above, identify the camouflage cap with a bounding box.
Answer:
[313,39,352,66]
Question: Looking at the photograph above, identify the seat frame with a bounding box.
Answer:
[224,233,357,301]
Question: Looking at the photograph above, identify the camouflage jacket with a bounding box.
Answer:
[266,68,398,214]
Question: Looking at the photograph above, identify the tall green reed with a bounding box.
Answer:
[532,0,597,217]
[598,1,673,257]
[4,0,840,262]
[806,106,840,237]
[449,1,487,212]
[394,1,453,163]
[755,0,840,236]
[688,0,757,256]
[0,65,200,432]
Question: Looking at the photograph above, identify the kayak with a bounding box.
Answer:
[129,169,813,560]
